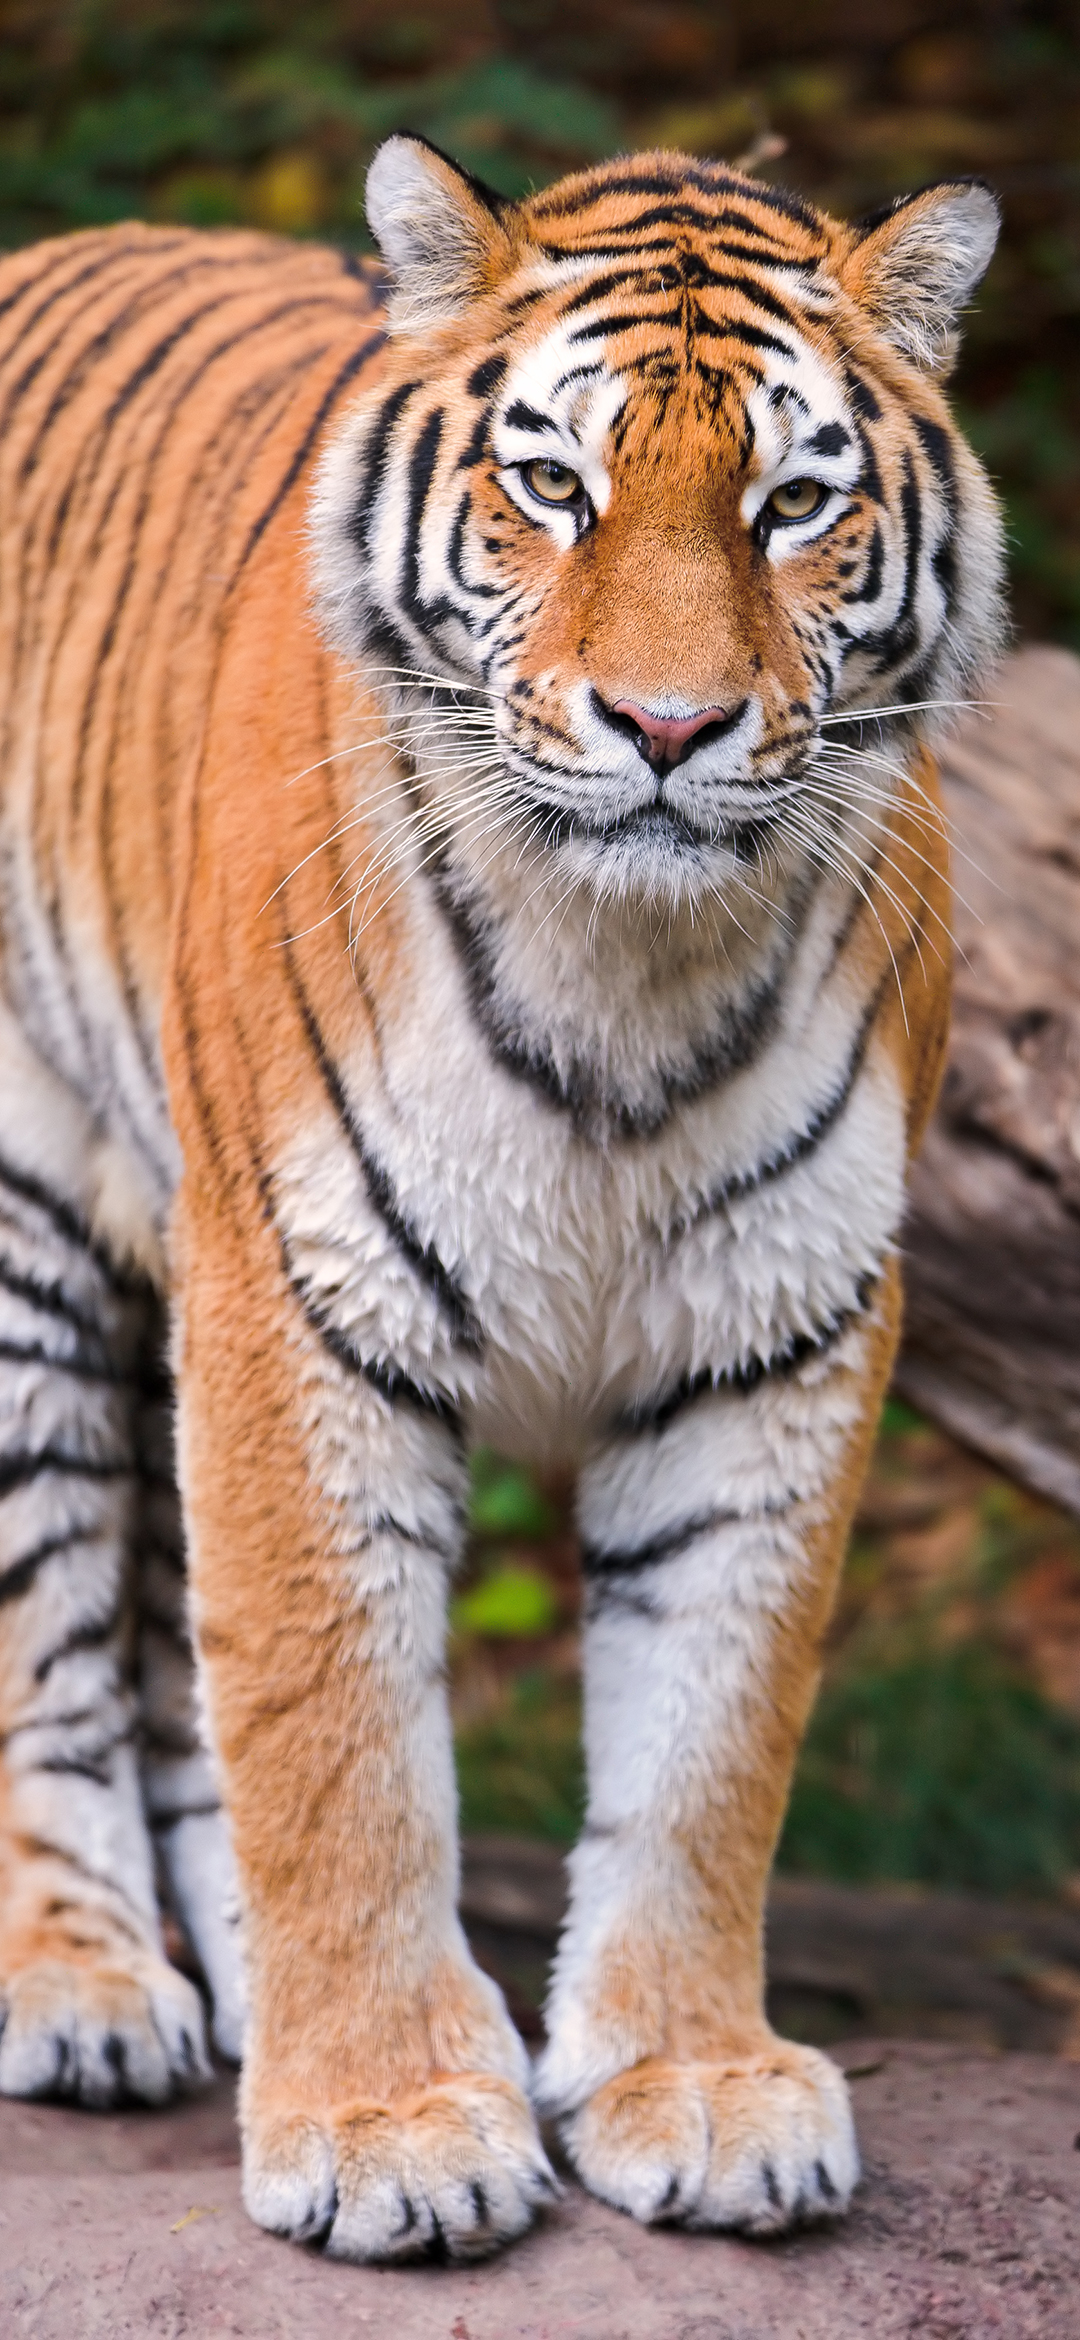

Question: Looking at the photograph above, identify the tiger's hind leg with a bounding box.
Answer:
[0,1070,209,2105]
[135,1336,246,2061]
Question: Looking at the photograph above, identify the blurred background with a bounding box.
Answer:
[4,1,1080,1924]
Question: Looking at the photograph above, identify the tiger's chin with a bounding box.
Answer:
[544,810,769,918]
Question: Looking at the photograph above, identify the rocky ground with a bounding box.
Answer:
[5,1844,1080,2339]
[1,2045,1077,2339]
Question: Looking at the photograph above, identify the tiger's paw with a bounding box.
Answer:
[559,2043,857,2235]
[0,1949,211,2108]
[243,2074,559,2262]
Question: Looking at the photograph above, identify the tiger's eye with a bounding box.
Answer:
[767,478,827,522]
[522,458,582,506]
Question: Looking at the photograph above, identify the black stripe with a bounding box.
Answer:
[456,409,490,470]
[627,1273,880,1433]
[34,1605,123,1684]
[854,421,884,507]
[0,1153,148,1299]
[913,412,959,614]
[696,316,794,360]
[151,1802,224,1832]
[561,271,640,315]
[679,979,888,1228]
[0,242,175,444]
[361,1355,463,1421]
[534,167,820,233]
[399,405,446,630]
[806,422,851,457]
[291,1275,464,1427]
[37,1753,115,1786]
[568,311,676,343]
[467,355,507,399]
[844,520,884,607]
[431,854,797,1141]
[446,491,499,599]
[0,1259,107,1340]
[862,451,922,674]
[0,1154,92,1255]
[234,332,386,584]
[352,377,421,554]
[0,1450,132,1499]
[66,306,359,803]
[339,250,384,298]
[20,266,240,485]
[582,1502,778,1577]
[681,263,800,325]
[0,1338,134,1386]
[0,238,137,345]
[283,960,481,1348]
[361,1153,480,1349]
[504,399,554,434]
[845,369,882,424]
[0,1528,101,1606]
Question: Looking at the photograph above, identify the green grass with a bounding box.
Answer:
[780,1639,1080,1895]
[454,1632,1080,1891]
[455,1670,584,1847]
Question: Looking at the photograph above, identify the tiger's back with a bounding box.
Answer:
[0,224,385,1249]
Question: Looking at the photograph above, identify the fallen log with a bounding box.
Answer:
[896,644,1080,1516]
[459,1833,1080,2053]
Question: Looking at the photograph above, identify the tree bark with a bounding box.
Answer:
[896,644,1080,1517]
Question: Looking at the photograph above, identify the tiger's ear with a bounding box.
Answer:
[842,179,1000,371]
[365,135,516,333]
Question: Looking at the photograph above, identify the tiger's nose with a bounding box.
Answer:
[611,699,737,772]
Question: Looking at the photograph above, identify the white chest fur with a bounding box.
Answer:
[272,849,906,1469]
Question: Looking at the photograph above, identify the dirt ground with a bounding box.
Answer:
[1,2046,1077,2339]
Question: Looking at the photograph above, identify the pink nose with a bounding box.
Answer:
[613,700,731,770]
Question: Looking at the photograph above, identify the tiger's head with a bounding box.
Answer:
[314,139,1005,918]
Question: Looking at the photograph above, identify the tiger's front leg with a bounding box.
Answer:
[535,1264,902,2233]
[174,1182,553,2264]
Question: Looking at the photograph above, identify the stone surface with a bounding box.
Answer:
[2,2046,1078,2337]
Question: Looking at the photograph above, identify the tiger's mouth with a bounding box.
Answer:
[526,794,712,850]
[506,762,812,858]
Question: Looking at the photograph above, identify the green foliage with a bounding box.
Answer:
[0,6,618,243]
[467,1450,556,1541]
[964,367,1080,649]
[455,1671,584,1845]
[780,1639,1080,1895]
[452,1563,558,1639]
[876,1395,926,1439]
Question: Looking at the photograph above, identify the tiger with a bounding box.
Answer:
[0,136,1003,2261]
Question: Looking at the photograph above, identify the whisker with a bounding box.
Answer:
[816,695,992,728]
[347,798,530,950]
[807,745,994,891]
[800,809,960,963]
[778,806,915,1028]
[364,661,497,697]
[266,749,513,912]
[336,781,522,909]
[800,773,979,938]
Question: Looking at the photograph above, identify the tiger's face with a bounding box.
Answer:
[315,143,1004,913]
